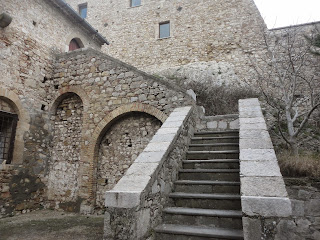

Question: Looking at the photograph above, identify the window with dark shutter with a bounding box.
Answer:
[0,111,18,164]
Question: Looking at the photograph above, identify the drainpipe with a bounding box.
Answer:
[0,12,12,28]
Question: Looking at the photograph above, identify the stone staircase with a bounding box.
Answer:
[155,130,243,239]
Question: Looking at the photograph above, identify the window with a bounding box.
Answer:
[0,111,18,164]
[69,38,84,51]
[79,3,88,18]
[159,22,170,39]
[131,0,141,7]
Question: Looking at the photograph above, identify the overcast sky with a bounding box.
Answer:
[254,0,320,29]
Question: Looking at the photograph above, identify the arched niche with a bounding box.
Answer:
[47,92,84,202]
[95,111,162,207]
[68,38,84,51]
[85,103,168,207]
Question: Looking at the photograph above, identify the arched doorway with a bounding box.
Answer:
[95,112,162,207]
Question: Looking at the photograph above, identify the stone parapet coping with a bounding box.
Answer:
[105,106,193,208]
[239,98,292,218]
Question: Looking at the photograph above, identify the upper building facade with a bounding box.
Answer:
[65,0,267,81]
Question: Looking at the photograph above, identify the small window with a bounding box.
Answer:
[79,3,88,18]
[69,38,84,51]
[159,22,170,39]
[0,111,18,165]
[131,0,141,7]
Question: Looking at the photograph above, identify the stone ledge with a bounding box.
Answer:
[105,106,193,208]
[240,149,277,161]
[240,161,282,177]
[241,196,292,217]
[241,177,288,197]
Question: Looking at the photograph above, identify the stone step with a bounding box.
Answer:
[174,180,240,193]
[163,207,243,229]
[191,136,239,144]
[187,150,239,160]
[183,159,240,169]
[189,143,239,151]
[169,192,241,210]
[194,131,239,137]
[155,224,244,240]
[179,169,240,181]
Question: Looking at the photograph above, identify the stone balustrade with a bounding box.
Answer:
[103,106,195,239]
[239,98,292,239]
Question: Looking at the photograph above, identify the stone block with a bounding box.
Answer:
[240,160,281,176]
[275,219,299,240]
[125,162,159,177]
[239,98,260,107]
[242,217,262,240]
[240,149,277,161]
[165,115,187,122]
[230,119,239,129]
[306,199,320,216]
[207,121,217,129]
[156,127,179,135]
[239,117,265,125]
[150,133,176,143]
[218,121,228,129]
[240,122,267,130]
[112,175,151,192]
[241,196,292,217]
[144,142,171,152]
[241,177,287,197]
[105,190,141,208]
[136,209,151,239]
[161,120,183,128]
[240,138,273,149]
[240,129,270,139]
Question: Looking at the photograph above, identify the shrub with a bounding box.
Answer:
[188,81,258,115]
[278,151,320,180]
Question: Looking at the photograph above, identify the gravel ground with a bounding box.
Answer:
[0,210,104,240]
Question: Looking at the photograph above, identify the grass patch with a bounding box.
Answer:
[278,151,320,180]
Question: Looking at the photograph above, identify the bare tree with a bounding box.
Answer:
[247,25,320,155]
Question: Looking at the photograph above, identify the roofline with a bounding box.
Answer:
[46,0,109,45]
[270,20,320,31]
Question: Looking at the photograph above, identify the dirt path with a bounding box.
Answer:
[0,210,104,240]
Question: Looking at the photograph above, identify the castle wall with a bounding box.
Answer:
[44,48,193,211]
[0,0,102,217]
[65,0,267,80]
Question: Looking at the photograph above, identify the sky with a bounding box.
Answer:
[254,0,320,29]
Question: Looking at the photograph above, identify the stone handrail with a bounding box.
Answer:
[239,98,292,239]
[104,106,195,239]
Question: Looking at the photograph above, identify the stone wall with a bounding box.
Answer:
[197,113,239,131]
[96,112,161,208]
[283,178,320,240]
[0,165,45,218]
[47,94,83,205]
[65,0,266,81]
[104,106,195,239]
[0,0,104,217]
[42,48,194,211]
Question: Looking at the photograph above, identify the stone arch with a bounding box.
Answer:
[65,34,85,52]
[85,103,168,205]
[49,86,90,116]
[47,91,85,203]
[0,88,30,164]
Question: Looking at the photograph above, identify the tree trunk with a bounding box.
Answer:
[288,137,299,156]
